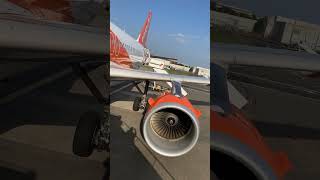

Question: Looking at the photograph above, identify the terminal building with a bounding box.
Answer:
[211,2,257,32]
[255,16,320,51]
[169,63,191,72]
[190,66,210,78]
[148,55,209,77]
[148,55,191,72]
[148,55,177,69]
[211,2,320,52]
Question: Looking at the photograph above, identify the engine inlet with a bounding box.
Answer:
[150,110,192,139]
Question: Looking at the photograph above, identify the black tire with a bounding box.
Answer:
[133,97,141,111]
[73,111,100,157]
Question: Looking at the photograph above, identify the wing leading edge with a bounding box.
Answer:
[110,66,210,85]
[212,43,320,72]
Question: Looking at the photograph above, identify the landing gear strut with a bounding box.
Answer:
[133,80,150,111]
[71,63,109,157]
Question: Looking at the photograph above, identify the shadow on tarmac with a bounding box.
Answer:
[0,64,109,180]
[110,114,162,180]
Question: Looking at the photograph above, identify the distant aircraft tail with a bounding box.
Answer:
[137,10,152,47]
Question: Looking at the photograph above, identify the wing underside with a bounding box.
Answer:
[0,14,106,62]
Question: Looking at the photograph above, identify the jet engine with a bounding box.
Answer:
[142,93,201,157]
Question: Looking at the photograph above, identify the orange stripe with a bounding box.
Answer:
[110,29,133,68]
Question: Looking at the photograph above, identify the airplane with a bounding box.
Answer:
[1,0,210,159]
[104,10,210,158]
[0,0,110,156]
[211,43,320,180]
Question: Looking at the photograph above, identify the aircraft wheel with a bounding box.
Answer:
[133,97,141,111]
[73,111,100,157]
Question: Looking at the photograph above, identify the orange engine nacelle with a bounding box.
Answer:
[211,107,292,179]
[142,93,201,157]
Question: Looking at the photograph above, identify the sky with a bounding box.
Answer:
[220,0,320,25]
[110,0,210,68]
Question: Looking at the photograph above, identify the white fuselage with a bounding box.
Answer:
[110,22,148,68]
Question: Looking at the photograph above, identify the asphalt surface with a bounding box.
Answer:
[2,61,320,180]
[0,63,108,180]
[110,81,210,180]
[2,61,318,180]
[0,62,210,180]
[229,66,320,180]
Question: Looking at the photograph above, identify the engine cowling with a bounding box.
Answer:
[142,93,201,157]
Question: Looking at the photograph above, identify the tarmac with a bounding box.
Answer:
[3,61,318,179]
[0,63,107,180]
[110,81,210,180]
[0,63,210,180]
[229,66,320,180]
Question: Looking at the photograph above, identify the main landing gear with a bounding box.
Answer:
[73,111,100,157]
[71,63,109,157]
[133,80,150,112]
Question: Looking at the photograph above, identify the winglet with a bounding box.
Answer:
[137,10,152,47]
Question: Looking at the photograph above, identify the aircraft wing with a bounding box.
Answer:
[212,43,320,72]
[212,43,320,109]
[110,65,210,85]
[0,14,106,61]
